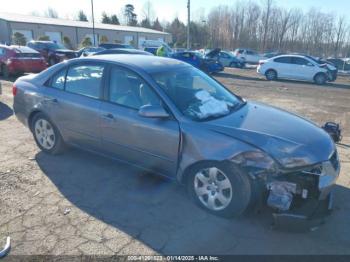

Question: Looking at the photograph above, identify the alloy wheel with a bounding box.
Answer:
[266,70,276,80]
[34,119,56,150]
[194,167,233,211]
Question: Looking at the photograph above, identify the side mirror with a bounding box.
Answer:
[83,52,88,57]
[138,105,169,118]
[307,63,314,67]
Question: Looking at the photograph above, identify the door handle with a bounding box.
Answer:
[44,97,58,103]
[102,113,115,120]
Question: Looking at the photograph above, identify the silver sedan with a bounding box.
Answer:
[13,55,339,223]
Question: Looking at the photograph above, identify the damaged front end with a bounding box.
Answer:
[232,149,340,230]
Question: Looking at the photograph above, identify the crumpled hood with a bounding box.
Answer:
[205,101,335,168]
[54,49,76,55]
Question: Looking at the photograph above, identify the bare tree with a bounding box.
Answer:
[334,16,347,57]
[261,0,273,50]
[44,7,59,18]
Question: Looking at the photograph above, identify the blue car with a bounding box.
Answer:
[171,51,224,74]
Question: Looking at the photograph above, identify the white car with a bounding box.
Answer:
[233,48,266,64]
[257,55,333,85]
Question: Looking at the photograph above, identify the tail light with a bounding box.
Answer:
[12,84,17,96]
[6,58,14,64]
[259,61,265,66]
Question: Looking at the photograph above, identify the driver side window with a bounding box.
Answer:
[108,66,161,110]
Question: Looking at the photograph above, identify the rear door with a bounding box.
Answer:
[44,62,105,151]
[100,65,180,176]
[272,56,293,78]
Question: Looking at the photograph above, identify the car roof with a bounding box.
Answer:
[0,45,39,53]
[272,54,310,59]
[81,54,189,73]
[28,41,54,44]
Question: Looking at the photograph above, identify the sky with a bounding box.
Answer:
[2,0,350,24]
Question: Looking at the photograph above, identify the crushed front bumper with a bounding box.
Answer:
[268,153,340,230]
[272,192,333,231]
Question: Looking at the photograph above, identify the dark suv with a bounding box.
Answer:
[27,41,77,66]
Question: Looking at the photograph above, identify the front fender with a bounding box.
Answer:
[176,123,257,183]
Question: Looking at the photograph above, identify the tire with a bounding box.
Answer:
[1,64,10,78]
[265,69,277,81]
[314,73,326,85]
[31,113,65,154]
[187,161,252,218]
[230,62,238,68]
[48,57,56,66]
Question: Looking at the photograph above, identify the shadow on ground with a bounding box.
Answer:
[35,148,350,254]
[0,101,13,121]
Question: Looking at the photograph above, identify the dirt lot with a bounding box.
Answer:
[1,69,350,256]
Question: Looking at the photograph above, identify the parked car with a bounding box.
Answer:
[76,47,105,57]
[143,47,158,55]
[27,41,77,66]
[94,48,153,56]
[141,41,173,56]
[206,49,245,68]
[257,55,334,85]
[171,51,224,74]
[326,58,350,71]
[99,43,134,49]
[13,55,339,223]
[0,45,47,78]
[233,48,266,64]
[263,51,285,59]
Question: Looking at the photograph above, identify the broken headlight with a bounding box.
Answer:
[231,150,279,178]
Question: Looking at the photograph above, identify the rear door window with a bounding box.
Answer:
[274,57,292,64]
[65,64,105,99]
[49,69,67,90]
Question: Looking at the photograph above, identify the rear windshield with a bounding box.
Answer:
[15,53,41,58]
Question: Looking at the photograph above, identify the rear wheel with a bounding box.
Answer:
[187,162,252,217]
[314,73,327,85]
[265,69,277,81]
[31,113,65,154]
[48,57,56,66]
[1,64,9,78]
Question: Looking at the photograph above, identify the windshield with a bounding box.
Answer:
[151,67,241,121]
[47,42,66,50]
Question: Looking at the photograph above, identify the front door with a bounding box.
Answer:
[218,52,230,66]
[44,62,105,150]
[100,65,180,176]
[291,57,317,81]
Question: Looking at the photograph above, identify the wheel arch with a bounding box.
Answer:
[179,159,227,185]
[265,68,277,76]
[313,71,327,81]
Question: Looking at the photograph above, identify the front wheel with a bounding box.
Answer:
[32,113,65,154]
[187,162,252,217]
[230,62,238,68]
[314,73,327,85]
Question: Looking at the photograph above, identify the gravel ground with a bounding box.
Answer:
[0,69,350,256]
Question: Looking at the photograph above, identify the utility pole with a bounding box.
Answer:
[91,0,96,46]
[187,0,190,50]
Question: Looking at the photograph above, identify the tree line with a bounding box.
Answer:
[39,0,350,58]
[186,0,349,58]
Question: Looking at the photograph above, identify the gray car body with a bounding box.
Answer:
[13,55,337,187]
